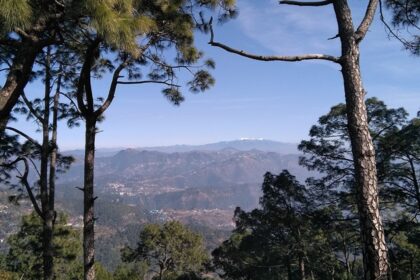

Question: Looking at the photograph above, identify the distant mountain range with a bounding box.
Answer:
[64,139,298,157]
[58,141,308,212]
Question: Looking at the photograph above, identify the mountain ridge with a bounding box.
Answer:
[63,139,299,157]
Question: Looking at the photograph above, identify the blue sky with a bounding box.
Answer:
[11,0,420,150]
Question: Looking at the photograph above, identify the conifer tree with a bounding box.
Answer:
[1,47,76,280]
[208,1,394,278]
[67,1,235,279]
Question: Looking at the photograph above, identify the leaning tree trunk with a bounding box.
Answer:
[0,42,39,132]
[334,1,389,279]
[83,117,96,280]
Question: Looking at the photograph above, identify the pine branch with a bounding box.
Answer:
[5,127,41,148]
[4,157,44,219]
[279,0,332,6]
[117,80,181,87]
[21,91,44,123]
[208,18,340,63]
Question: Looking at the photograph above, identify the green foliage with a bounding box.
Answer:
[212,99,419,279]
[298,97,412,213]
[113,261,149,280]
[0,0,32,32]
[5,212,82,280]
[297,97,420,278]
[388,222,420,279]
[85,0,156,56]
[95,262,115,280]
[122,221,209,280]
[385,0,419,54]
[212,171,346,280]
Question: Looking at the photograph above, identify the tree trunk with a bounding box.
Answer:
[41,52,54,280]
[49,73,61,214]
[298,254,306,280]
[0,41,39,132]
[407,156,420,212]
[46,72,61,280]
[333,1,389,279]
[83,117,96,280]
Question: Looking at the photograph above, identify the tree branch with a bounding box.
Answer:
[378,0,416,51]
[355,0,379,42]
[117,80,181,87]
[21,91,44,123]
[5,127,41,148]
[95,60,128,117]
[208,19,340,63]
[5,157,44,219]
[279,0,332,7]
[76,39,101,117]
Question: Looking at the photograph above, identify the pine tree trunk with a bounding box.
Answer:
[0,42,39,132]
[407,157,420,212]
[298,254,306,280]
[41,53,54,280]
[46,73,61,280]
[83,117,96,280]
[333,1,389,279]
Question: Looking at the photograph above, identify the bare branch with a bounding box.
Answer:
[28,157,41,177]
[279,0,332,7]
[21,91,44,123]
[378,0,417,51]
[355,0,379,42]
[60,92,82,116]
[117,80,181,87]
[208,19,340,63]
[5,127,41,148]
[4,157,44,219]
[14,28,38,42]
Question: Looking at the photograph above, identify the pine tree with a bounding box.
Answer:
[208,1,392,278]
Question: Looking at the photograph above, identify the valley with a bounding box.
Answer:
[1,139,309,269]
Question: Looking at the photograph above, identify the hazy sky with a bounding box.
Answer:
[11,0,420,150]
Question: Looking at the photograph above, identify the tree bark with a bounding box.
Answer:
[40,51,54,280]
[333,1,389,279]
[83,117,96,280]
[0,41,39,132]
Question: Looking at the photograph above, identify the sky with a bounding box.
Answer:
[10,0,420,150]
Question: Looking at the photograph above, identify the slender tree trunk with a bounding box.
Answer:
[342,239,351,277]
[298,254,306,280]
[407,156,420,212]
[83,117,96,280]
[333,1,388,279]
[49,73,61,218]
[40,50,54,280]
[0,42,39,132]
[45,72,61,280]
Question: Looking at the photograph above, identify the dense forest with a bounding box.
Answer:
[0,0,419,280]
